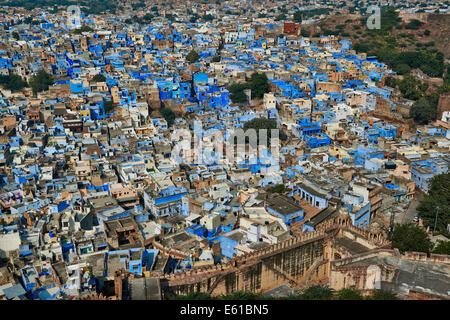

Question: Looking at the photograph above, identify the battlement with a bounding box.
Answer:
[315,215,389,246]
[148,216,390,287]
[152,228,329,285]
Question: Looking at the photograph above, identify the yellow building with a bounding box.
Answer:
[80,109,90,117]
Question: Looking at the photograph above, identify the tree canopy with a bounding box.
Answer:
[228,83,249,104]
[417,171,450,234]
[432,240,450,255]
[160,107,175,126]
[267,184,291,194]
[334,288,363,300]
[410,98,437,124]
[299,285,334,300]
[352,38,445,79]
[243,117,288,144]
[228,73,271,103]
[29,70,53,95]
[202,14,214,22]
[366,289,399,300]
[73,25,93,34]
[392,75,428,101]
[405,19,424,30]
[0,74,28,91]
[249,72,270,100]
[92,74,106,82]
[390,223,433,254]
[103,100,114,113]
[186,50,200,63]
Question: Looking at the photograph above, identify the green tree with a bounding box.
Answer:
[6,74,27,91]
[230,90,248,104]
[23,17,33,24]
[160,107,175,126]
[390,223,433,254]
[368,7,400,35]
[334,288,363,300]
[367,289,399,300]
[432,240,450,255]
[243,118,279,131]
[186,50,200,63]
[73,25,93,34]
[300,285,334,300]
[417,172,450,233]
[202,14,214,22]
[267,184,290,194]
[301,29,309,37]
[293,10,303,23]
[249,72,270,100]
[142,13,152,22]
[165,14,176,22]
[0,74,28,91]
[405,19,424,30]
[12,31,19,40]
[410,98,437,124]
[243,117,288,144]
[103,100,114,113]
[29,69,53,95]
[394,63,411,75]
[92,74,106,82]
[131,2,145,10]
[227,73,270,104]
[228,83,249,104]
[398,75,423,101]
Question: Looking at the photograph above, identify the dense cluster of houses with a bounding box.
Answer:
[0,3,449,300]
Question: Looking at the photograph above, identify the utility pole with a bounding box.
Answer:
[434,206,440,233]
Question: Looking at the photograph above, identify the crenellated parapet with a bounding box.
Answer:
[315,215,390,247]
[147,215,391,294]
[156,228,330,287]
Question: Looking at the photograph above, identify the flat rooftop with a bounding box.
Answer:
[266,194,303,216]
[297,182,328,198]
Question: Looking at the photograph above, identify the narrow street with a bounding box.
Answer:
[402,191,424,224]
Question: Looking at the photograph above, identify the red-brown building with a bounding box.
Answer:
[283,22,300,35]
